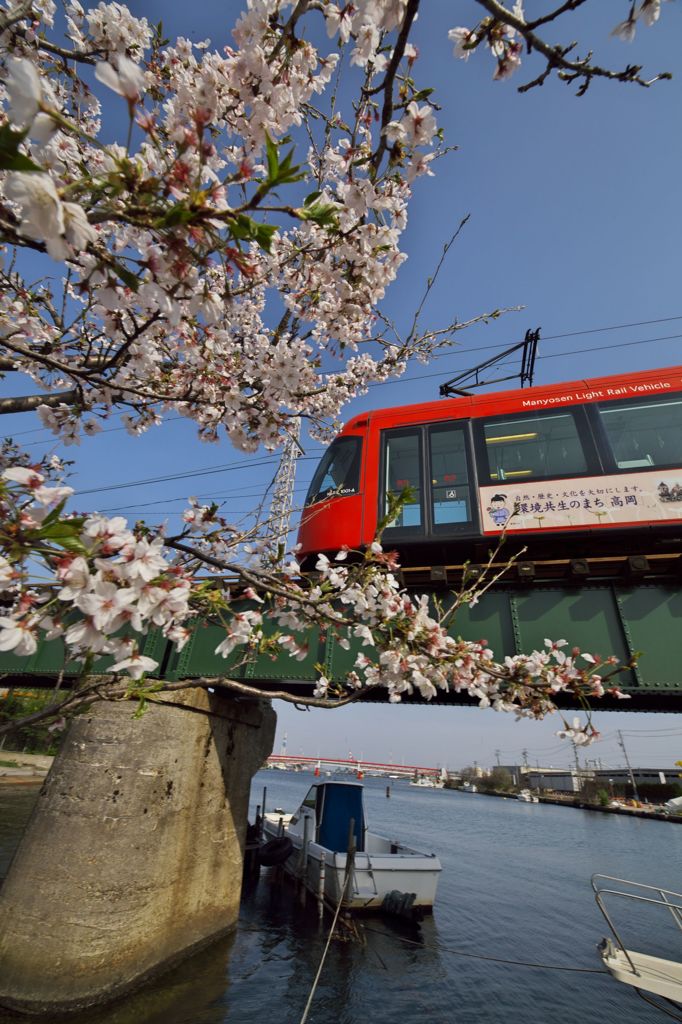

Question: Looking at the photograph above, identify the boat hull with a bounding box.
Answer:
[263,817,440,910]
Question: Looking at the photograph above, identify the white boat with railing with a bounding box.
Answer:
[592,874,682,1014]
[262,781,441,911]
[517,789,539,803]
[410,775,444,789]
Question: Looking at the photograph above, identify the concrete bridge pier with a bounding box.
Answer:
[0,688,275,1015]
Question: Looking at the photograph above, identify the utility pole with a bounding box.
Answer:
[572,741,582,792]
[495,749,501,767]
[263,418,303,566]
[521,749,529,769]
[617,730,641,802]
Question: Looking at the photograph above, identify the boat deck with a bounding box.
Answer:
[602,944,682,1002]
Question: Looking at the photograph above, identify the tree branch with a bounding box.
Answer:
[370,0,421,175]
[0,0,34,33]
[0,389,79,414]
[474,0,672,94]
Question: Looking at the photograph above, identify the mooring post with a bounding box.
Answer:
[300,814,311,905]
[0,688,275,1016]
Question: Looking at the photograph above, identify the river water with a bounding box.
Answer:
[1,772,681,1024]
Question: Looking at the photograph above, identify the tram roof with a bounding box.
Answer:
[343,364,682,433]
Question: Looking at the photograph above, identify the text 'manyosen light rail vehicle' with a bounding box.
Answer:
[297,365,682,578]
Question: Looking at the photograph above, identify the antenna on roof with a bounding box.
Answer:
[439,327,540,398]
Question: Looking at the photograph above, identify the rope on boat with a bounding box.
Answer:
[361,925,610,975]
[298,870,352,1024]
[298,827,357,1024]
[634,988,682,1023]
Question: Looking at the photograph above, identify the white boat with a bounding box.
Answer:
[410,775,444,789]
[517,789,539,803]
[262,781,441,911]
[592,874,682,1014]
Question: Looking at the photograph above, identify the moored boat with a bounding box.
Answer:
[262,781,441,911]
[592,874,682,1015]
[410,775,444,789]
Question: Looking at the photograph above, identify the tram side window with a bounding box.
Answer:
[305,436,362,506]
[429,425,471,525]
[598,397,682,470]
[481,412,587,482]
[384,431,422,529]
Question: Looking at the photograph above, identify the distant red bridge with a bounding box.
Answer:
[266,754,443,777]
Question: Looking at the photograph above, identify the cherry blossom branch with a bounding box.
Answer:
[0,0,34,33]
[0,389,79,414]
[524,0,589,32]
[473,0,672,94]
[369,0,421,175]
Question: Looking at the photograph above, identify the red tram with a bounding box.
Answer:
[297,365,682,576]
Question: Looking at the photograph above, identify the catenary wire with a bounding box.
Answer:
[5,314,682,442]
[72,455,320,498]
[98,483,310,514]
[366,331,682,390]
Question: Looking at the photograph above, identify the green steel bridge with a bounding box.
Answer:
[2,574,681,712]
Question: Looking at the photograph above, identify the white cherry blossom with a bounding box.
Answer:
[3,173,64,253]
[109,653,159,679]
[0,616,38,656]
[95,56,146,101]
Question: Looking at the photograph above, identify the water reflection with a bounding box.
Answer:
[1,774,679,1024]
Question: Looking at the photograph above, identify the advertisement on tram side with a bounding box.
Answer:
[479,470,682,534]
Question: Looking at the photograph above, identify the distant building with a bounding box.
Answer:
[498,764,678,794]
[592,768,675,788]
[527,769,584,793]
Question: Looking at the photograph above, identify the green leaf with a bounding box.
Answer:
[274,147,305,186]
[38,519,87,554]
[159,203,194,228]
[110,260,140,292]
[0,151,43,172]
[265,133,279,182]
[253,222,276,252]
[40,502,83,529]
[0,124,28,147]
[228,214,276,252]
[296,202,339,228]
[304,190,322,206]
[0,124,42,173]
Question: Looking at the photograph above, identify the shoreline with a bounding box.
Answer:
[454,786,682,824]
[0,775,46,786]
[0,752,53,786]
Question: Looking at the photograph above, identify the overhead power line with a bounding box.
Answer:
[74,456,279,496]
[367,331,682,391]
[4,314,682,442]
[98,483,309,515]
[74,455,320,498]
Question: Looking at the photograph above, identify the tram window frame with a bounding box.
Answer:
[473,406,602,486]
[380,427,425,535]
[428,422,476,534]
[590,392,682,474]
[379,421,479,538]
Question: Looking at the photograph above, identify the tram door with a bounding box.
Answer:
[382,423,475,537]
[428,424,473,529]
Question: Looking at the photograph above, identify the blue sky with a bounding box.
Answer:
[3,1,682,769]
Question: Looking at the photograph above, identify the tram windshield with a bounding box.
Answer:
[305,436,362,505]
